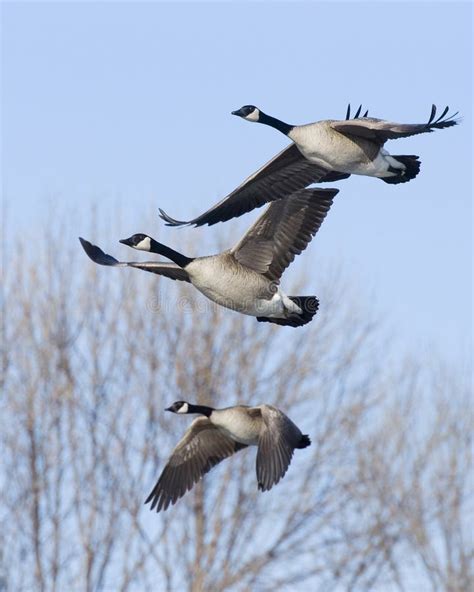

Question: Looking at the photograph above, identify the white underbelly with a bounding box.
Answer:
[245,292,286,317]
[188,260,278,316]
[191,286,288,317]
[191,281,271,315]
[299,144,395,177]
[217,425,258,446]
[212,411,260,445]
[290,125,395,177]
[187,259,300,318]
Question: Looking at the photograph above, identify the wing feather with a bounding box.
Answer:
[79,237,191,282]
[146,418,247,512]
[159,144,349,227]
[231,188,338,281]
[256,405,303,492]
[331,104,459,144]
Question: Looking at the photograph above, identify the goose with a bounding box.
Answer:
[231,103,459,182]
[159,104,458,228]
[79,188,338,327]
[157,104,369,229]
[145,400,311,512]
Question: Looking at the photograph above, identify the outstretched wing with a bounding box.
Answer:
[145,418,247,512]
[231,188,338,281]
[331,104,459,145]
[159,144,349,227]
[79,237,190,282]
[255,405,304,492]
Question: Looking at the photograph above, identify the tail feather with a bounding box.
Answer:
[256,296,319,328]
[383,155,421,184]
[296,434,311,449]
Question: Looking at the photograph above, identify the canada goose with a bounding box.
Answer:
[145,401,311,512]
[231,103,459,182]
[158,104,458,228]
[79,188,337,327]
[158,104,369,228]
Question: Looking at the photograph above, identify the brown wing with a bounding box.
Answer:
[231,188,338,281]
[79,237,191,282]
[331,105,459,145]
[145,418,247,512]
[159,144,349,227]
[256,405,304,492]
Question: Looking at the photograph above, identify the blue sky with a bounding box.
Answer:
[2,1,472,366]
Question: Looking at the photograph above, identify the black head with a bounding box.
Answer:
[231,105,261,121]
[119,234,152,251]
[165,401,190,414]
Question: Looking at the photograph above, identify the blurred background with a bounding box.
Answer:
[1,2,472,591]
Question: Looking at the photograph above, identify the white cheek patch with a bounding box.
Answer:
[245,109,260,122]
[177,403,189,414]
[135,237,151,251]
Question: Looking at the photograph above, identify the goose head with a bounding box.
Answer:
[231,105,261,122]
[166,401,191,414]
[120,234,152,251]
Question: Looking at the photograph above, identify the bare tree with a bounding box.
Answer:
[1,218,471,591]
[327,364,473,592]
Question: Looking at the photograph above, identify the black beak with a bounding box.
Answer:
[119,237,134,247]
[165,406,173,412]
[231,108,244,117]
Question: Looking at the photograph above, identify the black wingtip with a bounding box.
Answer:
[426,105,460,130]
[346,103,369,120]
[78,236,95,259]
[144,491,154,505]
[158,208,191,227]
[78,236,120,266]
[428,104,437,125]
[435,105,449,122]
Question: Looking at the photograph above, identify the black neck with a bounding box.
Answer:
[188,403,214,417]
[149,238,194,268]
[259,111,294,136]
